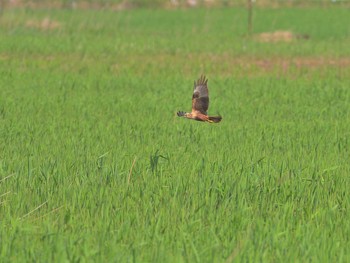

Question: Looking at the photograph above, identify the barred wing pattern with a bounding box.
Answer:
[192,75,209,114]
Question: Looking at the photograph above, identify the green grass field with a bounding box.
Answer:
[1,6,350,262]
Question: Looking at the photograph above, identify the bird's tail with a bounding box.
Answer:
[208,116,222,123]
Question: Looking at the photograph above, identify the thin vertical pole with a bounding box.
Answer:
[247,0,253,35]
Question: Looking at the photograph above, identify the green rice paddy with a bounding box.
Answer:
[1,6,350,262]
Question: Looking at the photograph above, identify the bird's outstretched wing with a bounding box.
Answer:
[192,75,209,114]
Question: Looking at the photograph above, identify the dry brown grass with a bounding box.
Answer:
[2,51,349,78]
[254,31,310,43]
[25,17,62,30]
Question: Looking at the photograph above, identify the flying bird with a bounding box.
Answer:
[177,75,222,123]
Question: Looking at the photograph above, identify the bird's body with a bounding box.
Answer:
[177,75,222,123]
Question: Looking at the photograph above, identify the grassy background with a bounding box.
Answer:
[1,6,350,262]
[1,0,349,8]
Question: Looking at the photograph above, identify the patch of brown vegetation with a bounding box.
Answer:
[291,57,350,68]
[1,52,349,79]
[248,57,350,76]
[25,17,62,31]
[171,54,350,78]
[254,31,310,43]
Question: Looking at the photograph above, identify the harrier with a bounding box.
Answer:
[177,75,222,123]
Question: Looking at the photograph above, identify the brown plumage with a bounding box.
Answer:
[177,75,222,123]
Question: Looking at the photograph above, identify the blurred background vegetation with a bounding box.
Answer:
[0,0,349,10]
